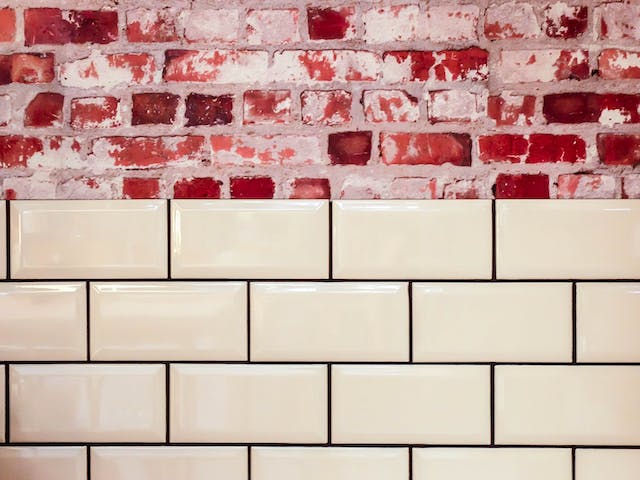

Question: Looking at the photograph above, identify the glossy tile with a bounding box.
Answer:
[412,283,572,362]
[576,449,640,480]
[577,283,640,362]
[0,282,86,361]
[496,200,640,279]
[250,282,408,361]
[91,447,247,480]
[332,201,492,279]
[495,366,640,445]
[332,365,490,444]
[171,200,329,278]
[10,364,165,442]
[0,447,86,480]
[0,202,5,279]
[252,447,408,480]
[0,366,4,442]
[413,448,571,480]
[170,364,327,443]
[10,200,167,279]
[90,282,246,361]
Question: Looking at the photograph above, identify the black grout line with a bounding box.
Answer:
[408,282,413,363]
[4,365,9,443]
[165,363,170,444]
[1,278,639,283]
[571,447,576,480]
[167,199,172,280]
[327,364,332,444]
[247,445,252,480]
[408,446,413,480]
[247,284,251,362]
[490,364,495,446]
[491,199,496,280]
[86,445,91,480]
[3,361,639,366]
[572,283,577,364]
[328,202,333,279]
[86,281,91,361]
[5,200,10,280]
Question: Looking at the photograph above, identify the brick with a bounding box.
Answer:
[246,9,299,45]
[71,97,121,129]
[0,95,10,125]
[24,8,72,45]
[428,90,485,122]
[307,7,355,40]
[485,2,539,40]
[497,50,589,83]
[243,90,292,125]
[623,175,640,199]
[488,93,535,126]
[24,8,118,46]
[123,177,160,199]
[11,53,55,83]
[0,136,44,167]
[478,134,528,163]
[599,49,640,80]
[185,94,233,126]
[92,136,206,168]
[443,179,487,199]
[495,173,549,199]
[0,55,10,84]
[211,135,323,165]
[597,134,640,166]
[363,90,419,123]
[543,93,640,125]
[173,177,221,199]
[163,50,268,83]
[30,137,84,169]
[230,176,275,199]
[61,53,156,88]
[301,90,351,125]
[557,174,617,199]
[390,177,440,199]
[0,8,15,42]
[131,93,180,125]
[381,133,472,166]
[328,132,372,166]
[339,176,386,199]
[427,4,479,42]
[597,3,640,40]
[126,8,179,42]
[363,5,422,43]
[272,50,380,82]
[543,2,588,38]
[56,177,117,199]
[24,92,64,128]
[290,178,331,199]
[71,11,118,45]
[479,134,586,163]
[182,10,240,43]
[383,48,488,83]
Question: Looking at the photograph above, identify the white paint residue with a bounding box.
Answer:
[599,109,631,127]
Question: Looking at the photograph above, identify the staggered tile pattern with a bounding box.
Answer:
[1,199,640,480]
[0,2,640,200]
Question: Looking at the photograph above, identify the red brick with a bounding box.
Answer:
[543,3,588,38]
[272,50,380,82]
[92,136,206,168]
[495,173,549,199]
[290,178,331,199]
[543,93,640,125]
[599,49,640,80]
[307,7,355,40]
[498,50,589,83]
[11,53,55,83]
[383,48,488,82]
[123,177,160,199]
[164,50,269,83]
[243,90,292,125]
[61,53,156,88]
[132,93,180,125]
[597,3,640,40]
[211,135,322,165]
[246,9,299,45]
[24,8,71,45]
[528,134,586,163]
[231,176,275,199]
[488,93,535,126]
[363,5,422,43]
[428,90,485,123]
[478,135,528,163]
[127,9,179,42]
[0,8,15,42]
[443,179,485,199]
[173,177,221,199]
[185,94,233,127]
[24,8,117,45]
[485,2,539,40]
[301,90,351,126]
[0,136,44,167]
[426,5,479,43]
[0,55,11,84]
[363,90,419,123]
[597,134,640,166]
[328,132,372,165]
[71,11,118,44]
[71,97,121,129]
[557,174,616,199]
[24,92,64,128]
[381,133,472,166]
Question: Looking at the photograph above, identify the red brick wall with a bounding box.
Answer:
[1,1,639,199]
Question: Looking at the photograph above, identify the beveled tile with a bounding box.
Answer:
[170,364,327,443]
[576,449,640,480]
[250,282,408,361]
[0,283,86,361]
[0,202,5,278]
[495,366,640,445]
[496,200,640,279]
[252,447,408,480]
[0,447,86,480]
[412,283,572,362]
[171,200,329,278]
[10,364,165,442]
[10,200,167,279]
[90,282,246,361]
[332,201,492,279]
[332,365,490,444]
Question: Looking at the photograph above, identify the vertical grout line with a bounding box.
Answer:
[167,199,172,280]
[247,283,251,362]
[86,281,91,361]
[4,365,9,443]
[328,201,333,279]
[247,446,252,480]
[5,200,10,279]
[491,199,496,281]
[86,445,91,480]
[327,364,332,445]
[571,447,576,480]
[408,446,413,480]
[572,282,577,364]
[490,363,495,446]
[166,363,170,444]
[408,282,413,363]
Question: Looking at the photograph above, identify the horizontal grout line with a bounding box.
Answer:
[3,361,640,366]
[1,278,640,283]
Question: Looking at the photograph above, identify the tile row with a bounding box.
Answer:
[3,364,640,445]
[1,199,640,280]
[2,281,639,363]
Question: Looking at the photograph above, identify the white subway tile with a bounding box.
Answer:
[10,364,165,442]
[0,283,86,361]
[332,365,490,444]
[0,447,86,480]
[576,449,640,480]
[90,282,246,361]
[496,200,640,279]
[0,366,4,442]
[412,282,572,362]
[0,202,5,279]
[250,282,408,361]
[10,200,167,279]
[252,447,408,480]
[171,200,328,278]
[413,448,571,480]
[495,366,640,445]
[577,283,640,362]
[170,364,327,443]
[91,447,247,480]
[332,201,492,279]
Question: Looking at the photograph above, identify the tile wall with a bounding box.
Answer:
[0,199,639,480]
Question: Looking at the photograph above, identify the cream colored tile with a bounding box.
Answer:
[10,364,165,442]
[251,282,408,361]
[252,447,408,480]
[0,447,86,480]
[0,366,4,443]
[495,366,640,445]
[172,200,328,279]
[577,283,640,362]
[0,283,86,361]
[332,201,492,279]
[332,365,490,444]
[576,449,640,480]
[0,202,5,279]
[90,282,246,361]
[413,283,572,362]
[171,364,327,443]
[10,200,167,279]
[413,448,571,480]
[91,447,247,480]
[496,200,640,279]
